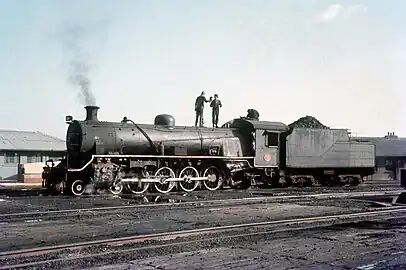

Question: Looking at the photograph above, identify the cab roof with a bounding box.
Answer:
[222,118,289,132]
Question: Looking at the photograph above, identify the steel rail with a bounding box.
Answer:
[0,190,401,219]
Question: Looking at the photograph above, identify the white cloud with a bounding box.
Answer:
[313,4,344,23]
[310,4,368,24]
[343,4,368,17]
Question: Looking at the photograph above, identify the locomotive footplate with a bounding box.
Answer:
[120,176,210,183]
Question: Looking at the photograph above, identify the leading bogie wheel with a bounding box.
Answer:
[179,166,200,192]
[203,166,223,191]
[71,180,85,196]
[154,166,176,194]
[110,181,124,195]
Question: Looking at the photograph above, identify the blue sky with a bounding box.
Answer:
[0,0,404,139]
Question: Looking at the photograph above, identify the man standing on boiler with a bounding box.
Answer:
[194,91,212,127]
[210,94,222,128]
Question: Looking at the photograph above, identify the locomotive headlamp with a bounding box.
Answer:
[65,115,73,124]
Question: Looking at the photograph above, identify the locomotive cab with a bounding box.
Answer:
[250,121,289,167]
[225,118,289,168]
[254,129,280,167]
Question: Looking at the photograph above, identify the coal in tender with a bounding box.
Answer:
[288,116,329,129]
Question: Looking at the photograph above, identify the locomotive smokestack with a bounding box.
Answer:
[84,105,99,121]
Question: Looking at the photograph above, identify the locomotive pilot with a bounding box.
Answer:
[195,91,212,127]
[210,94,222,128]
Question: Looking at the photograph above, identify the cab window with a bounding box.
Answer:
[265,132,279,147]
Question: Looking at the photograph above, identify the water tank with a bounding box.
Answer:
[154,114,175,127]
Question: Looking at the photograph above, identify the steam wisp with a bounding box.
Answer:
[61,23,96,106]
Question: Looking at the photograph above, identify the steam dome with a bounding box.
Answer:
[154,114,175,127]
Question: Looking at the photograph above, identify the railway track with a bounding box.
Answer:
[0,183,398,199]
[0,190,401,222]
[1,206,406,269]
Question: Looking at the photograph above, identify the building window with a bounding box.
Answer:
[42,153,64,162]
[27,153,41,163]
[4,152,18,164]
[265,132,279,147]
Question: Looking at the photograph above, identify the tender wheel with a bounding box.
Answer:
[71,180,85,196]
[293,177,306,187]
[203,166,223,191]
[110,181,124,195]
[126,170,150,194]
[343,176,351,186]
[350,177,360,186]
[179,166,200,192]
[154,167,175,194]
[326,176,338,186]
[344,176,360,186]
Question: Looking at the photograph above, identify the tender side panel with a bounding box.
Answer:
[349,142,376,168]
[286,128,374,168]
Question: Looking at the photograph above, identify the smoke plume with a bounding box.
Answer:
[61,23,96,106]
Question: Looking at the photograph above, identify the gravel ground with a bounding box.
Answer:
[0,194,391,253]
[3,215,406,269]
[0,184,403,269]
[104,217,406,270]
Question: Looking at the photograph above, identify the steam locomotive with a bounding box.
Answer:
[42,106,376,196]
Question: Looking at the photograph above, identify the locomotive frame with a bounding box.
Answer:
[42,106,376,196]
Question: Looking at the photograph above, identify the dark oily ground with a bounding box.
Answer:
[83,217,406,270]
[4,215,406,269]
[0,184,400,213]
[0,194,384,252]
[0,185,403,269]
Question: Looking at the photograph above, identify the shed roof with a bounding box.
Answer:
[0,130,66,152]
[352,136,406,157]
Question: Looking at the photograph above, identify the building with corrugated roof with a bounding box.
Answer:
[0,129,66,180]
[353,132,406,180]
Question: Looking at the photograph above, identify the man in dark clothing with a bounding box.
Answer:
[246,109,259,120]
[195,91,211,127]
[210,94,222,128]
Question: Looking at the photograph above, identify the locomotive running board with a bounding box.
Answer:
[120,176,210,183]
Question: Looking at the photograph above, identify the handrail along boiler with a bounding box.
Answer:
[42,106,376,196]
